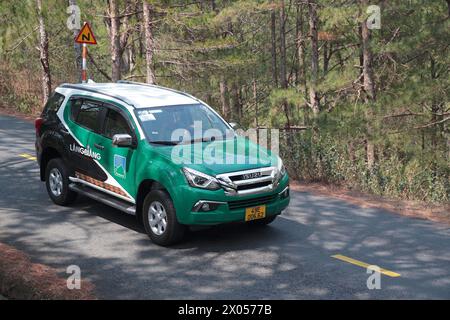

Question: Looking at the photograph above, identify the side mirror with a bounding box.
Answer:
[112,134,133,147]
[229,122,238,129]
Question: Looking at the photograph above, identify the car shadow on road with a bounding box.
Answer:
[1,154,450,299]
[1,115,450,299]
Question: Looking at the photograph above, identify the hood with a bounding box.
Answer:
[153,136,278,175]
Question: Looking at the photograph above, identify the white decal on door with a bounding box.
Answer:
[70,143,102,160]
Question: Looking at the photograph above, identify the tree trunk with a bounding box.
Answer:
[322,42,331,107]
[359,25,364,86]
[361,0,376,169]
[430,55,439,153]
[128,33,137,74]
[446,113,450,162]
[253,78,258,127]
[296,2,307,121]
[361,3,375,101]
[120,0,132,74]
[143,0,156,84]
[308,0,319,117]
[109,0,121,82]
[125,1,139,76]
[68,0,81,83]
[296,2,306,89]
[279,0,290,127]
[136,16,144,58]
[36,0,51,104]
[323,42,331,75]
[219,77,229,120]
[366,141,375,170]
[229,82,242,122]
[279,0,287,90]
[270,1,278,87]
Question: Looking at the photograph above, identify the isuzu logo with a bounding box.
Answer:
[242,172,262,180]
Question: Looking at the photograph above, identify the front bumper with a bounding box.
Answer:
[172,175,290,225]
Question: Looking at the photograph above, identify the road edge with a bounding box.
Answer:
[0,242,96,300]
[0,106,38,122]
[290,181,450,226]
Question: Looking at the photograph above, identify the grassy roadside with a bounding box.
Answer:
[0,104,40,121]
[0,242,95,300]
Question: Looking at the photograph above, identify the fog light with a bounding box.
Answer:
[192,200,225,212]
[279,187,289,199]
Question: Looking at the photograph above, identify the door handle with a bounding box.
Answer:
[94,143,104,150]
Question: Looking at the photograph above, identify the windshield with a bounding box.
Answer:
[136,104,232,144]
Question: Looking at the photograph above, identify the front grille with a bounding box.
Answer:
[216,166,276,196]
[237,181,271,191]
[230,173,262,181]
[228,194,278,210]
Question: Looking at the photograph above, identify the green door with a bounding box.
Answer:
[89,104,138,202]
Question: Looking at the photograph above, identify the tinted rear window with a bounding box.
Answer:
[69,99,83,121]
[42,92,65,117]
[74,100,101,132]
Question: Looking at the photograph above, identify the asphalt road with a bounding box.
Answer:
[0,114,449,299]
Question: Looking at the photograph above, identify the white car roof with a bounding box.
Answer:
[58,82,199,108]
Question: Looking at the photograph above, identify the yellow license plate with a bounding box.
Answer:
[245,205,266,221]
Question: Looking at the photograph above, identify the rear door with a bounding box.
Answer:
[65,98,106,181]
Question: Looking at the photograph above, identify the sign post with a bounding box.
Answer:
[74,22,97,83]
[81,44,87,83]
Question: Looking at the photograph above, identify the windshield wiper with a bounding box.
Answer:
[189,137,211,143]
[188,136,225,144]
[150,140,180,145]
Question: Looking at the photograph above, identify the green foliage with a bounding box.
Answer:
[281,130,449,203]
[0,0,448,203]
[269,88,303,107]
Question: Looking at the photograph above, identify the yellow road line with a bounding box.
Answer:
[332,254,401,278]
[19,153,37,161]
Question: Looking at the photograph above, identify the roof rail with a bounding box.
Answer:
[59,83,136,107]
[116,80,200,103]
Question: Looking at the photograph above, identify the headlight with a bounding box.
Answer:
[274,157,286,185]
[278,158,286,177]
[182,167,221,190]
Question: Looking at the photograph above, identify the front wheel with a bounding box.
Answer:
[45,158,77,206]
[142,190,186,246]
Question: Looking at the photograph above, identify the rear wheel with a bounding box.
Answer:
[45,158,77,206]
[142,190,186,246]
[247,214,278,226]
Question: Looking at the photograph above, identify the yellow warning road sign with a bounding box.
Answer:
[75,22,97,45]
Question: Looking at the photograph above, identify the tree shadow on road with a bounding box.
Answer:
[0,116,449,299]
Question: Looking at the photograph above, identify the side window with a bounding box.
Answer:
[75,100,101,132]
[42,92,65,117]
[69,99,82,121]
[103,108,132,139]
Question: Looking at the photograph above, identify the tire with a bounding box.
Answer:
[247,214,278,227]
[45,158,77,206]
[142,190,186,246]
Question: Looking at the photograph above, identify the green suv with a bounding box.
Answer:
[35,81,290,245]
